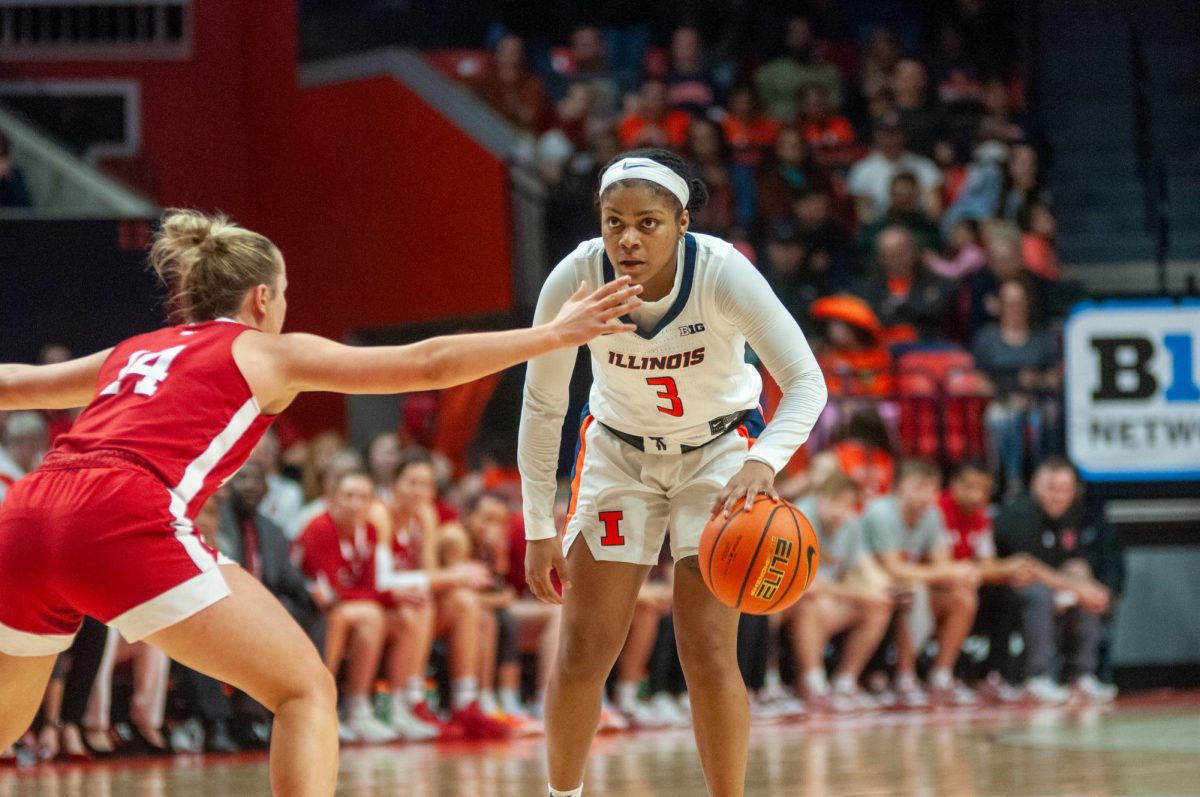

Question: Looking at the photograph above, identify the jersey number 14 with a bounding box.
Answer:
[99,346,186,397]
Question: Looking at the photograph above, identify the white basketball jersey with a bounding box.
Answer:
[562,232,762,447]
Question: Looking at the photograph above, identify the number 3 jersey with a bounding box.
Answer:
[52,319,275,519]
[518,232,828,541]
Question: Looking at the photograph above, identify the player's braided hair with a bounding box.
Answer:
[150,209,280,324]
[597,148,710,219]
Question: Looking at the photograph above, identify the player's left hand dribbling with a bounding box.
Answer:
[712,460,778,518]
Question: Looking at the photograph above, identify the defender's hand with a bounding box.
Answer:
[551,277,643,346]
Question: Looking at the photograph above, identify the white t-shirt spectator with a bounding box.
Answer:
[848,151,943,222]
[861,496,949,564]
[795,496,866,582]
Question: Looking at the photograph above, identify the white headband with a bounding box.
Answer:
[599,157,690,209]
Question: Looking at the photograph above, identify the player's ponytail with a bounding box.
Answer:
[598,148,709,218]
[150,209,280,324]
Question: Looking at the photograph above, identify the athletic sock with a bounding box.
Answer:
[803,668,829,696]
[615,680,638,710]
[831,673,857,694]
[405,677,425,707]
[548,784,583,797]
[929,667,954,690]
[345,694,371,717]
[498,688,523,715]
[896,671,920,692]
[452,677,479,711]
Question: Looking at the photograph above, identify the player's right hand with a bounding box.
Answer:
[526,537,571,605]
[551,277,642,346]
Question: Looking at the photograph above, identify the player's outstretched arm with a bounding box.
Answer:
[265,278,640,402]
[0,349,112,411]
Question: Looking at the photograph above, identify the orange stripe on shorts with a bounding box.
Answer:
[563,415,594,535]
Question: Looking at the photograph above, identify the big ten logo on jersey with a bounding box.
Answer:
[678,322,706,336]
[607,347,705,371]
[99,346,186,397]
[751,536,794,601]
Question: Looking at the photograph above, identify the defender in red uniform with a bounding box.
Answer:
[0,210,641,796]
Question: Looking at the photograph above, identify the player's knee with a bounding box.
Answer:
[355,602,387,634]
[676,628,737,677]
[448,586,482,619]
[269,646,338,715]
[556,627,621,681]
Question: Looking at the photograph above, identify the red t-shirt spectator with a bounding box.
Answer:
[293,512,384,603]
[938,489,995,561]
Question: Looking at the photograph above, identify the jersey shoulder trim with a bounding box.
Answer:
[602,232,697,340]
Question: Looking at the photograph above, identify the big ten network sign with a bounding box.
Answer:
[1065,300,1200,481]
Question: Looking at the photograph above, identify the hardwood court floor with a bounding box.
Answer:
[4,692,1199,796]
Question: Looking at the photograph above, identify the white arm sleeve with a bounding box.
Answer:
[375,545,431,591]
[518,257,583,541]
[715,250,828,473]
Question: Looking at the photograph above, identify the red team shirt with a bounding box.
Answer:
[938,489,996,561]
[55,319,276,514]
[293,512,387,604]
[0,319,276,653]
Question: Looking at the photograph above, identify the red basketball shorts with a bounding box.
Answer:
[0,457,230,656]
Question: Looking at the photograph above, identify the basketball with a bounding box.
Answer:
[698,499,820,615]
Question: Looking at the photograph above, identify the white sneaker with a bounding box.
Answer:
[977,673,1024,704]
[674,692,692,719]
[830,684,877,713]
[337,720,359,744]
[896,683,929,709]
[345,704,399,744]
[866,673,897,709]
[750,692,794,724]
[1025,675,1071,705]
[930,680,978,707]
[597,704,630,732]
[650,693,691,727]
[760,685,806,719]
[619,698,672,728]
[1073,674,1117,704]
[388,700,440,741]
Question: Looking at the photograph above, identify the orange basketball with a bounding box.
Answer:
[698,498,820,614]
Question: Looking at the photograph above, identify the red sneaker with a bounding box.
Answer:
[447,701,512,741]
[411,702,463,742]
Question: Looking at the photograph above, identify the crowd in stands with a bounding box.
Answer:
[462,6,1072,498]
[1,5,1125,768]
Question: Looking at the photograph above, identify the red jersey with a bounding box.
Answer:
[52,320,274,521]
[938,490,995,561]
[391,516,424,571]
[293,512,384,603]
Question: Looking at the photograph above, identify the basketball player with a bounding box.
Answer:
[0,210,642,796]
[519,150,828,797]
